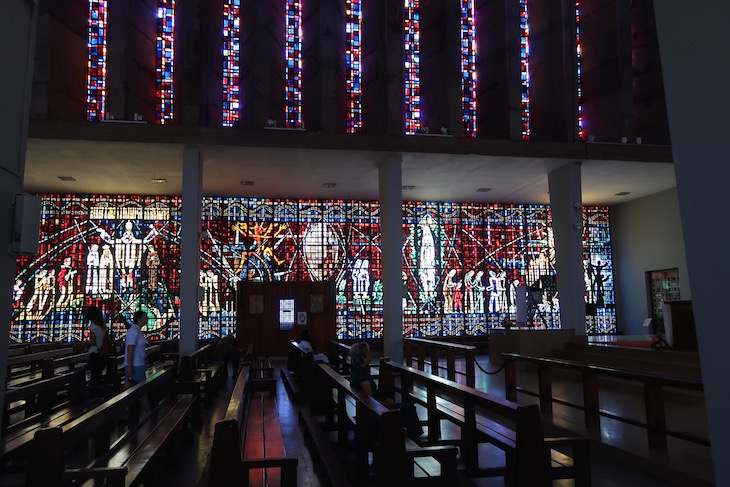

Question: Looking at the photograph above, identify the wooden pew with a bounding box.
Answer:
[5,352,89,389]
[177,343,224,405]
[2,368,87,434]
[207,366,298,487]
[250,356,277,394]
[312,362,458,486]
[404,337,476,387]
[502,352,707,450]
[6,347,75,377]
[26,367,196,487]
[328,340,351,375]
[380,358,591,487]
[282,340,315,401]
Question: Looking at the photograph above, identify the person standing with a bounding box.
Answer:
[86,305,109,385]
[125,310,149,383]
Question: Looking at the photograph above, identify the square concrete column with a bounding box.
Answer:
[0,0,39,428]
[655,3,730,483]
[180,146,202,357]
[379,155,403,362]
[548,162,585,336]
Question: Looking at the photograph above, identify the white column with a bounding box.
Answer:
[379,155,403,362]
[0,0,38,418]
[654,3,730,484]
[548,162,585,336]
[180,146,202,357]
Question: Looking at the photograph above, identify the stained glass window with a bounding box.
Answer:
[519,0,531,140]
[461,0,477,138]
[575,0,584,140]
[346,0,363,133]
[156,0,175,124]
[285,0,303,128]
[404,0,421,134]
[222,0,241,127]
[86,0,108,121]
[12,195,615,342]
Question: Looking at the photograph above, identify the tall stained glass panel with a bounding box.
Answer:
[346,0,363,133]
[404,0,421,134]
[519,0,531,140]
[222,0,241,127]
[461,0,477,137]
[86,0,108,121]
[13,196,615,341]
[156,0,175,124]
[575,0,583,139]
[285,0,303,128]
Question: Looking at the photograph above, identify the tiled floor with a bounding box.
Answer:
[163,355,712,487]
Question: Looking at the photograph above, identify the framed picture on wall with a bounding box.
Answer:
[297,311,307,325]
[310,293,324,313]
[249,294,264,314]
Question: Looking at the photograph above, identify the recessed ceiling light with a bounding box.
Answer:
[476,187,491,192]
[240,180,255,186]
[402,185,415,190]
[151,178,167,184]
[615,191,631,196]
[322,183,336,188]
[58,176,76,181]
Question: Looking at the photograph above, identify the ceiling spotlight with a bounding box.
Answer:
[415,127,430,134]
[57,176,76,181]
[322,183,336,188]
[615,191,631,196]
[151,178,167,184]
[402,185,415,190]
[476,187,491,193]
[440,127,448,135]
[265,119,277,128]
[240,180,255,186]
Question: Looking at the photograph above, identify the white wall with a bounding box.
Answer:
[611,187,689,335]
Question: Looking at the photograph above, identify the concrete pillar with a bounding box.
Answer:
[30,0,50,119]
[106,0,128,120]
[240,0,285,128]
[199,0,224,126]
[580,0,633,142]
[176,0,204,125]
[125,0,157,123]
[654,3,730,484]
[379,155,403,363]
[548,163,585,336]
[529,0,575,141]
[180,146,202,357]
[420,0,461,137]
[362,0,404,135]
[302,0,345,132]
[0,0,38,423]
[47,0,86,120]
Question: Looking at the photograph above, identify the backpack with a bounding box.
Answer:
[98,330,115,357]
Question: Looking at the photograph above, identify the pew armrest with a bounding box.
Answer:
[64,466,127,486]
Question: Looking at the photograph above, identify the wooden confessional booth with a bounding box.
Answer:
[237,281,336,356]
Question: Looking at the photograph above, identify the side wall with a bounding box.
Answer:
[611,187,689,335]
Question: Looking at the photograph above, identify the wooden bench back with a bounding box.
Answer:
[328,340,351,375]
[404,337,476,387]
[316,362,408,484]
[380,359,551,484]
[6,347,75,375]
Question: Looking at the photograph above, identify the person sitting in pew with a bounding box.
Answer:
[349,342,423,440]
[299,329,329,363]
[212,334,242,377]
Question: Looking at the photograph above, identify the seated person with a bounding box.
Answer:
[299,329,329,363]
[212,334,242,377]
[349,342,423,440]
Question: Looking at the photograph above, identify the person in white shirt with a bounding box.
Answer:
[299,329,328,363]
[125,310,149,383]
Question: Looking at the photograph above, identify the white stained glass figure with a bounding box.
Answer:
[86,244,100,294]
[474,270,485,313]
[25,270,46,318]
[37,269,55,319]
[97,220,158,289]
[508,279,520,313]
[496,271,507,313]
[442,268,456,313]
[199,270,208,316]
[146,245,160,291]
[99,244,114,297]
[207,269,221,312]
[464,269,476,313]
[419,222,436,296]
[352,258,370,299]
[57,257,77,308]
[13,279,24,303]
[303,222,341,281]
[488,270,501,313]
